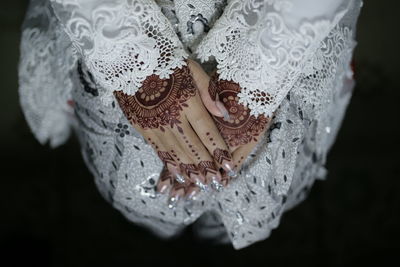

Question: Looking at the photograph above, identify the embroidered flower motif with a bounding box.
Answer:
[115,123,130,137]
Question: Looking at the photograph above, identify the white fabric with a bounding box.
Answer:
[18,0,363,249]
[196,0,353,117]
[50,0,188,105]
[18,0,75,147]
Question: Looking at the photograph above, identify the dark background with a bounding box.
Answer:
[1,1,399,266]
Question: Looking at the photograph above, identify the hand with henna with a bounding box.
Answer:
[157,166,200,208]
[114,59,236,208]
[206,72,274,185]
[151,64,274,208]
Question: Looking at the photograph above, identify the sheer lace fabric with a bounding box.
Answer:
[19,0,362,249]
[19,0,75,147]
[50,0,188,105]
[196,0,354,117]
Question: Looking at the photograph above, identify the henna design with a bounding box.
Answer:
[213,148,232,165]
[158,168,199,199]
[206,132,217,146]
[171,178,187,193]
[159,167,174,184]
[158,151,177,169]
[209,75,269,148]
[179,163,200,179]
[147,137,159,150]
[208,77,219,100]
[114,65,197,133]
[219,171,231,187]
[157,167,174,194]
[198,161,218,178]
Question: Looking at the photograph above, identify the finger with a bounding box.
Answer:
[185,97,236,177]
[187,59,229,118]
[167,179,187,209]
[166,120,220,191]
[231,144,255,171]
[145,132,185,184]
[226,124,273,183]
[154,128,197,184]
[151,122,214,192]
[154,128,207,187]
[198,160,223,192]
[217,141,262,188]
[170,118,221,190]
[184,183,200,200]
[230,115,274,169]
[219,170,232,187]
[156,167,174,194]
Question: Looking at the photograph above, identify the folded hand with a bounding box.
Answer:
[114,60,236,208]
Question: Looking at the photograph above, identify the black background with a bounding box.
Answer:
[1,1,399,266]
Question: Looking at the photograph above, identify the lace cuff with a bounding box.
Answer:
[196,0,354,117]
[19,0,75,147]
[50,0,188,105]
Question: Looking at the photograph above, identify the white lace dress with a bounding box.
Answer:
[18,0,363,249]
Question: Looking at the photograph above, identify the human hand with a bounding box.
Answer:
[156,166,200,208]
[205,73,273,185]
[114,60,236,205]
[153,71,273,208]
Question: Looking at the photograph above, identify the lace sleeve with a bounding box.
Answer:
[196,0,358,117]
[49,0,188,105]
[19,0,76,148]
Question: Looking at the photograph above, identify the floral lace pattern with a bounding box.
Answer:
[19,0,75,147]
[50,0,188,105]
[196,0,351,117]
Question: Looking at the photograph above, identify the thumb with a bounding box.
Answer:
[187,60,229,119]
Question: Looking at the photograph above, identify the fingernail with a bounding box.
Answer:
[186,190,199,201]
[195,178,209,192]
[223,162,237,178]
[223,161,234,172]
[168,195,180,209]
[211,177,224,192]
[175,174,185,184]
[159,184,169,194]
[215,101,230,121]
[227,170,238,178]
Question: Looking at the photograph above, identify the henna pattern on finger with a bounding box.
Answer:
[159,167,174,184]
[213,147,236,178]
[114,65,197,133]
[219,170,231,187]
[209,75,270,148]
[180,163,208,191]
[158,151,186,183]
[158,151,177,169]
[171,179,187,194]
[157,167,174,194]
[198,160,223,191]
[213,148,232,165]
[198,161,218,176]
[208,76,219,100]
[159,168,200,204]
[179,163,200,180]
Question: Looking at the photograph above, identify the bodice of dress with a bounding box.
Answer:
[18,0,363,249]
